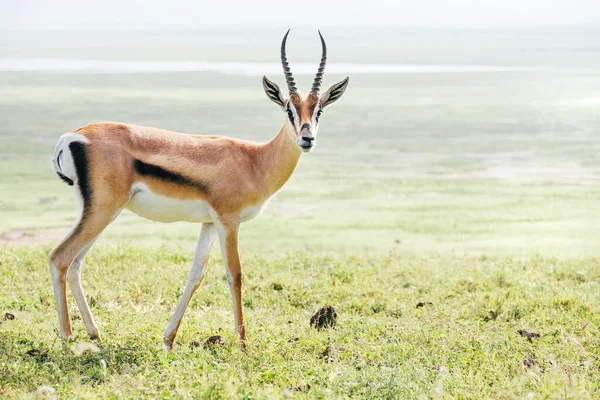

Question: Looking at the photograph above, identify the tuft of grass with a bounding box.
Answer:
[1,245,600,398]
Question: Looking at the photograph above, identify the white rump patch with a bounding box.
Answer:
[51,132,89,184]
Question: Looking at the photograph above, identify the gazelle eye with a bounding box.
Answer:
[316,109,323,122]
[287,108,294,123]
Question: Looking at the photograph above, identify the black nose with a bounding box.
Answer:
[302,136,315,142]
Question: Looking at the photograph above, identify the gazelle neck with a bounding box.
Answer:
[260,122,302,197]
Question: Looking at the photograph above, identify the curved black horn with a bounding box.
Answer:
[281,29,297,94]
[310,30,327,94]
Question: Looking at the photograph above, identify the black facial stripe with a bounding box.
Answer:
[134,160,209,194]
[69,141,92,208]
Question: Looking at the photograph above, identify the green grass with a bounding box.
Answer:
[1,246,600,398]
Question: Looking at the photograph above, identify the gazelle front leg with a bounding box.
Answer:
[163,223,218,348]
[215,217,247,344]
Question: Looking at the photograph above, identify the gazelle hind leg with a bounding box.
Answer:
[66,237,100,340]
[164,223,218,348]
[50,134,131,340]
[49,255,74,340]
[49,209,121,340]
[66,209,122,340]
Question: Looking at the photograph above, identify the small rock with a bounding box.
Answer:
[190,341,201,349]
[3,312,15,320]
[310,306,337,330]
[35,385,56,399]
[518,329,541,342]
[416,302,433,308]
[437,365,449,376]
[523,358,537,369]
[288,337,300,343]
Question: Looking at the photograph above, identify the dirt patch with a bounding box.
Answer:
[0,229,30,242]
[310,306,337,330]
[0,226,69,245]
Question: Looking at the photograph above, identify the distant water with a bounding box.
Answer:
[0,59,539,75]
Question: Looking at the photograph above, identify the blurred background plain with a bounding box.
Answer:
[1,0,599,257]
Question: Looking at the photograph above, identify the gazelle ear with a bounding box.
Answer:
[263,76,287,109]
[320,77,349,109]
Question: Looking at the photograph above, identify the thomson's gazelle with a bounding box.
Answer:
[49,30,349,347]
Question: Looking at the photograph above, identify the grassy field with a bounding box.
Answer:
[1,28,600,398]
[2,247,600,398]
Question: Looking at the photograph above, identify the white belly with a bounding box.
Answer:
[126,183,213,223]
[240,199,270,222]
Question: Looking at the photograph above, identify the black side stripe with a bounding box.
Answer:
[134,160,209,194]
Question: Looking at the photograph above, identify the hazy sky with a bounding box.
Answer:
[1,0,599,30]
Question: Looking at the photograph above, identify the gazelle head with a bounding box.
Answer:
[263,30,350,153]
